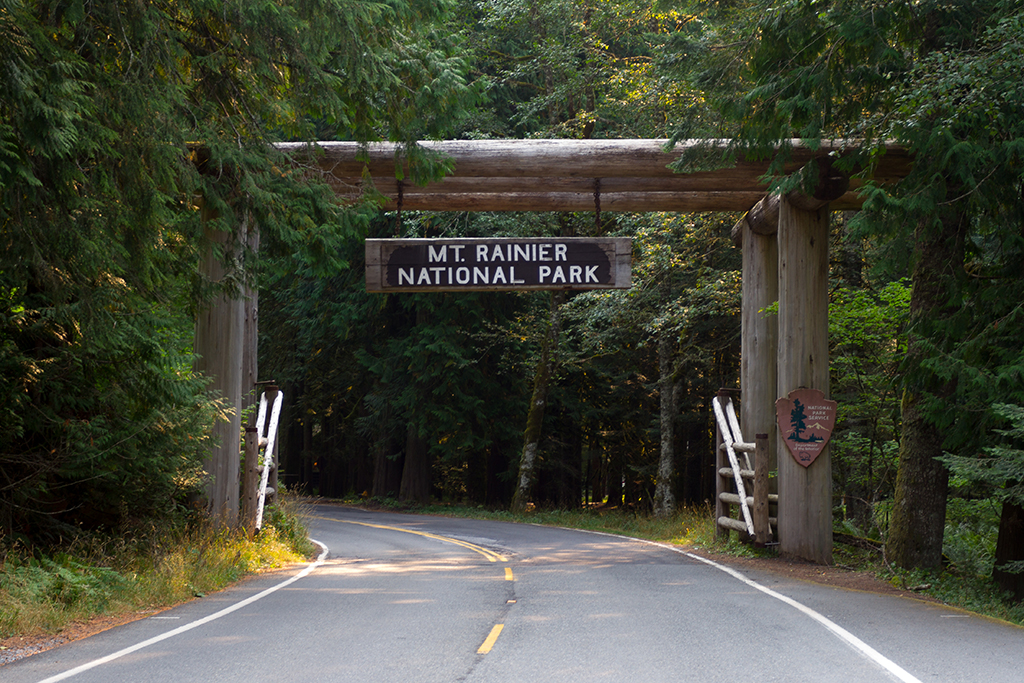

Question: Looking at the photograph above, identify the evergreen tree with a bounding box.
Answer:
[669,0,1024,570]
[1,0,478,539]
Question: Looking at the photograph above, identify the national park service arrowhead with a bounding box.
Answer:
[775,388,837,468]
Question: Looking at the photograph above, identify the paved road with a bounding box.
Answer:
[5,505,1024,682]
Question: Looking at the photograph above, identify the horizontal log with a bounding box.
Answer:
[281,138,911,180]
[719,467,754,479]
[334,175,771,195]
[338,190,769,213]
[718,442,755,453]
[276,138,911,214]
[282,139,766,179]
[718,492,779,506]
[718,515,778,532]
[717,516,751,533]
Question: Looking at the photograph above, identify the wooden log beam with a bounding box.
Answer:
[333,175,773,195]
[276,139,910,214]
[339,191,770,213]
[719,467,756,479]
[282,139,758,179]
[282,138,911,179]
[731,157,853,246]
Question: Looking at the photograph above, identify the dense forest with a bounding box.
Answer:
[2,0,1023,595]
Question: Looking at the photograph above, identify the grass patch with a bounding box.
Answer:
[0,495,314,639]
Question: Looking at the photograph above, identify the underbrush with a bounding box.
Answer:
[0,495,314,639]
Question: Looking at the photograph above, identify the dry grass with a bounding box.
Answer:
[0,497,312,640]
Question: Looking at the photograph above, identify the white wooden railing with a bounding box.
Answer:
[242,387,284,533]
[713,390,775,545]
[254,388,284,531]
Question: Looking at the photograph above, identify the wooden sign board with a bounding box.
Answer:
[775,388,837,468]
[366,237,631,292]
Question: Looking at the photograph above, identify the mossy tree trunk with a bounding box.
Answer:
[511,292,563,513]
[886,209,966,569]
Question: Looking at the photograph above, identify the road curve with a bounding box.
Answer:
[4,504,1023,682]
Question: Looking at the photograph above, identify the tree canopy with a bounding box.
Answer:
[3,0,1024,601]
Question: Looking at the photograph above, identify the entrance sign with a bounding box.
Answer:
[366,237,631,292]
[775,388,837,468]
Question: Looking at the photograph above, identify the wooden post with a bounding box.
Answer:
[194,204,244,527]
[242,426,259,531]
[740,221,778,500]
[753,433,771,546]
[777,197,832,564]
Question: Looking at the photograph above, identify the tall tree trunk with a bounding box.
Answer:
[886,209,966,569]
[371,401,403,498]
[993,501,1024,601]
[399,308,432,504]
[399,422,430,504]
[654,327,677,517]
[194,204,244,527]
[511,292,562,513]
[240,219,260,529]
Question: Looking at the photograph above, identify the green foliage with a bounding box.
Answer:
[0,498,311,638]
[1,0,478,542]
[944,405,1024,510]
[669,0,1023,570]
[829,278,910,528]
[458,0,702,138]
[942,497,1000,577]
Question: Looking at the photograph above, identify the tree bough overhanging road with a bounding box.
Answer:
[5,506,1024,683]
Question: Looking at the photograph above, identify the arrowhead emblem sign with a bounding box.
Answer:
[775,388,837,468]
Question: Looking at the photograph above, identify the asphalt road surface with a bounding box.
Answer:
[5,504,1024,682]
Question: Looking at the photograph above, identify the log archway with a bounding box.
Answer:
[204,138,911,562]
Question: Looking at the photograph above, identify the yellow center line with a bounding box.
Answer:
[309,515,507,563]
[505,567,514,581]
[477,624,504,654]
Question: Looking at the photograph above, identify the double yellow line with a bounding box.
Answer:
[330,518,508,563]
[317,516,513,655]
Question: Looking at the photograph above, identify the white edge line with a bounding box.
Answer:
[571,528,922,683]
[35,540,330,683]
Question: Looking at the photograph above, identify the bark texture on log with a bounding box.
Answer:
[194,219,244,527]
[776,198,833,564]
[279,139,910,214]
